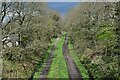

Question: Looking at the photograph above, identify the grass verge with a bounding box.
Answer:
[47,36,69,78]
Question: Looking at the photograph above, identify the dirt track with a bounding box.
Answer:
[39,36,83,79]
[40,38,59,78]
[40,46,54,78]
[62,36,83,80]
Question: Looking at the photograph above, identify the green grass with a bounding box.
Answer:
[47,36,69,78]
[33,38,56,79]
[68,42,89,80]
[33,35,89,79]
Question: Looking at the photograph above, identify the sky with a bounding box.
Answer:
[48,2,78,16]
[2,2,78,27]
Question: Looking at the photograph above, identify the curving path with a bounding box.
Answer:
[62,36,83,80]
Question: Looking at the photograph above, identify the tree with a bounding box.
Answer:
[2,2,61,78]
[64,2,118,78]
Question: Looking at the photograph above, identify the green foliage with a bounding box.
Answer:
[97,30,113,40]
[64,2,119,79]
[2,2,61,78]
[97,24,115,40]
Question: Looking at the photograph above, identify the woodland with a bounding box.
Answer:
[0,2,120,79]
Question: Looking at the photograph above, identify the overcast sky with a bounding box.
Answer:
[48,2,78,15]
